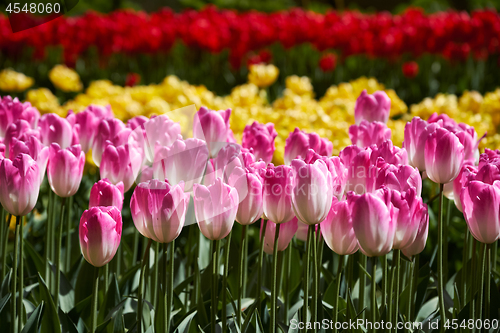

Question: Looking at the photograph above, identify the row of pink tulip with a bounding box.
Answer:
[0,87,497,331]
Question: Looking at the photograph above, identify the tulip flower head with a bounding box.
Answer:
[354,90,391,125]
[0,96,40,138]
[193,106,231,158]
[227,166,264,225]
[39,113,77,149]
[242,121,277,164]
[79,206,122,267]
[193,177,238,240]
[284,128,333,165]
[100,143,135,192]
[89,178,125,211]
[402,204,429,257]
[47,143,85,197]
[261,164,295,224]
[320,199,359,255]
[403,117,440,171]
[92,118,131,167]
[349,120,391,148]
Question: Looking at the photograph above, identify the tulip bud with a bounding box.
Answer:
[348,191,396,257]
[403,117,440,171]
[354,90,391,125]
[89,179,125,211]
[261,164,295,224]
[461,180,500,244]
[0,153,41,216]
[284,128,332,165]
[47,143,85,197]
[79,206,122,267]
[291,159,333,225]
[320,199,359,255]
[262,217,298,254]
[193,106,231,158]
[39,113,77,149]
[349,120,391,148]
[424,127,465,184]
[193,177,238,240]
[131,180,190,243]
[242,121,277,164]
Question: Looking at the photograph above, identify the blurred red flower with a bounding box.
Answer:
[402,61,419,78]
[319,53,337,72]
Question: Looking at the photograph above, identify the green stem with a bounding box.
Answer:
[1,213,9,278]
[437,183,446,328]
[152,242,159,310]
[138,238,152,333]
[359,254,367,317]
[257,219,267,312]
[271,224,280,333]
[478,243,486,320]
[381,255,386,313]
[163,242,168,333]
[394,250,400,327]
[371,257,377,328]
[0,208,4,277]
[469,239,477,320]
[333,255,344,333]
[302,225,312,332]
[311,225,318,333]
[486,243,491,319]
[243,226,249,297]
[407,258,414,324]
[444,198,451,282]
[55,200,66,310]
[65,196,73,272]
[211,240,219,333]
[284,243,291,324]
[492,241,497,274]
[133,231,140,264]
[388,253,395,327]
[222,231,232,333]
[49,193,57,292]
[90,266,99,333]
[166,240,174,333]
[410,255,419,321]
[461,231,469,307]
[11,217,19,333]
[18,216,24,333]
[44,191,52,284]
[104,264,109,294]
[237,225,247,328]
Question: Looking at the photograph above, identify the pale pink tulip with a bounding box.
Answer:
[261,164,295,224]
[403,117,440,171]
[402,205,429,257]
[228,167,264,225]
[92,118,131,167]
[47,143,85,197]
[193,106,231,158]
[0,96,39,138]
[354,90,391,125]
[284,128,332,165]
[349,120,391,148]
[39,113,77,149]
[321,199,359,255]
[100,144,135,192]
[424,127,464,184]
[89,179,125,211]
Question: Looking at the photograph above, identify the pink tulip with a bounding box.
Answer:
[427,113,457,128]
[304,151,347,199]
[139,115,181,164]
[193,177,238,240]
[126,115,149,130]
[3,119,40,158]
[403,117,440,171]
[204,143,243,186]
[376,163,422,196]
[0,153,40,216]
[320,199,359,255]
[348,190,396,256]
[453,123,480,164]
[370,140,408,166]
[402,205,429,257]
[284,128,332,165]
[237,147,257,169]
[260,164,295,224]
[461,180,500,244]
[354,90,391,125]
[295,221,309,241]
[340,145,376,194]
[8,135,48,183]
[228,167,264,225]
[153,138,209,192]
[452,163,477,212]
[349,120,391,148]
[89,179,125,211]
[131,180,190,243]
[0,96,40,138]
[291,159,333,225]
[424,127,465,184]
[92,118,131,167]
[39,113,77,149]
[74,110,99,153]
[79,206,122,267]
[47,143,85,197]
[262,217,298,254]
[242,121,277,164]
[193,106,231,158]
[100,144,135,192]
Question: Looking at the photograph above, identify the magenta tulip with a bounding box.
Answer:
[3,119,40,158]
[153,138,209,192]
[228,167,264,225]
[131,180,190,243]
[370,140,408,166]
[376,163,422,196]
[425,127,465,184]
[354,90,391,125]
[89,178,125,211]
[262,217,298,254]
[193,106,231,158]
[461,180,500,244]
[204,143,243,186]
[242,121,277,164]
[349,120,391,148]
[291,159,333,225]
[79,206,122,267]
[284,128,332,165]
[348,190,396,256]
[402,205,429,257]
[340,145,376,194]
[320,199,359,255]
[92,118,131,167]
[261,164,295,224]
[39,113,76,149]
[126,115,149,130]
[403,117,440,171]
[100,144,135,192]
[193,177,238,240]
[0,153,40,216]
[0,96,40,138]
[140,115,182,164]
[452,163,477,212]
[47,143,85,197]
[74,110,99,153]
[8,136,48,183]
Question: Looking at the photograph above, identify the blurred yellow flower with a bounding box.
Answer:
[0,69,34,92]
[26,88,64,116]
[248,64,279,88]
[49,64,83,92]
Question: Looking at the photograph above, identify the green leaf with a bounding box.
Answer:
[0,293,11,314]
[38,273,61,333]
[21,302,44,333]
[74,259,95,305]
[24,241,45,276]
[174,309,197,333]
[98,274,124,333]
